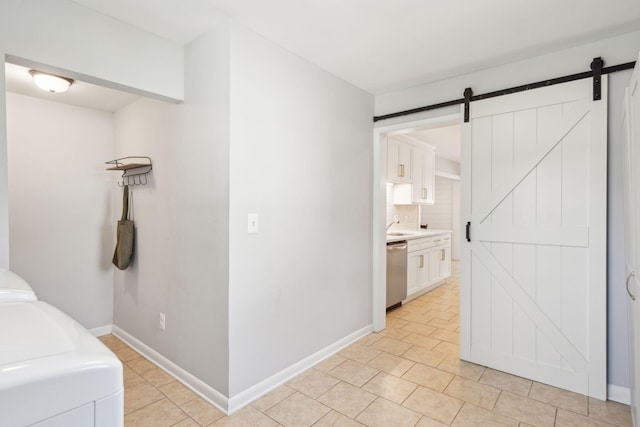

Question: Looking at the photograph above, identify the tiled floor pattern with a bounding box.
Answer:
[100,261,633,426]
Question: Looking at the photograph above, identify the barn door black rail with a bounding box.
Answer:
[373,58,636,123]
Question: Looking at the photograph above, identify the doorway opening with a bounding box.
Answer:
[372,112,462,332]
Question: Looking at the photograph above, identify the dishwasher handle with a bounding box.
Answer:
[387,243,408,251]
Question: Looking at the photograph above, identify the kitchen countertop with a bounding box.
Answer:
[386,229,452,243]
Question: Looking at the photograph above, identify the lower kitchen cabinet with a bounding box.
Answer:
[406,233,452,300]
[439,246,451,278]
[428,249,442,283]
[407,251,428,296]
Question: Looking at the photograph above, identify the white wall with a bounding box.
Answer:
[376,30,640,391]
[6,92,114,328]
[421,176,460,260]
[0,0,183,269]
[112,24,231,395]
[421,176,453,230]
[0,0,183,101]
[228,23,374,396]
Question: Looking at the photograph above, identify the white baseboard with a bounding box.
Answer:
[107,324,630,412]
[112,325,229,414]
[607,384,631,405]
[227,324,373,414]
[89,324,113,337]
[112,323,373,415]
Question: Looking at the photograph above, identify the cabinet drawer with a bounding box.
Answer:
[431,235,451,248]
[408,234,451,252]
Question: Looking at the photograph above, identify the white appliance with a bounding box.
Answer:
[0,268,37,302]
[622,53,640,426]
[0,269,123,427]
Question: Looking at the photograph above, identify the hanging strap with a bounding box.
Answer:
[121,185,129,221]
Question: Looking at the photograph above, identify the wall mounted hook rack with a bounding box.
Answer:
[106,156,152,187]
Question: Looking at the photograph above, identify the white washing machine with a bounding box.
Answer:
[0,269,123,427]
[0,269,37,302]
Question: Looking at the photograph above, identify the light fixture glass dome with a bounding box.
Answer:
[29,70,74,93]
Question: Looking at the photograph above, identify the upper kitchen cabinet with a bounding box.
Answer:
[412,144,435,204]
[387,137,412,183]
[392,137,436,205]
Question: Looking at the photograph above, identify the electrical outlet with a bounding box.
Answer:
[159,313,166,331]
[248,213,259,234]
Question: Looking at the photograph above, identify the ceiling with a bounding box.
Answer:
[69,0,640,94]
[408,126,461,163]
[4,63,140,112]
[5,1,640,110]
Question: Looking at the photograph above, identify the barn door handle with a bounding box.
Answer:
[466,222,471,242]
[627,272,636,301]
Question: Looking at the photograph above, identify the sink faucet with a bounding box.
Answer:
[386,220,399,231]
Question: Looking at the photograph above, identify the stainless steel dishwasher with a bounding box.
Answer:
[386,241,408,310]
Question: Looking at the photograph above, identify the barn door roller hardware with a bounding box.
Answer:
[463,88,473,123]
[591,57,603,101]
[374,57,635,123]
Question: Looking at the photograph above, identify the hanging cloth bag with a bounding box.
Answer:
[112,185,135,270]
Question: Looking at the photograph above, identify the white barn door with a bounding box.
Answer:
[460,77,608,399]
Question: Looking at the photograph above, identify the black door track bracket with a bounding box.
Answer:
[591,57,604,101]
[463,88,473,123]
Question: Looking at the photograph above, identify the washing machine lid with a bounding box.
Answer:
[0,301,123,427]
[0,269,36,302]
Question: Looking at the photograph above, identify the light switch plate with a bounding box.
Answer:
[248,213,259,234]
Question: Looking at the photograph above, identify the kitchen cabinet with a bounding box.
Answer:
[439,245,451,278]
[405,232,452,300]
[407,251,427,296]
[412,145,435,204]
[407,243,427,297]
[391,140,436,205]
[387,137,412,183]
[428,250,441,283]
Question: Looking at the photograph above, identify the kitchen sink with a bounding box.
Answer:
[387,232,414,237]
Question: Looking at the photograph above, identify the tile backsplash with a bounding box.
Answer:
[386,183,419,231]
[420,175,453,230]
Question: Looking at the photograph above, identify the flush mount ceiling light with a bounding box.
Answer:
[29,70,74,93]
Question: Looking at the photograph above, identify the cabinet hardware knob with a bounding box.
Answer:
[419,255,424,268]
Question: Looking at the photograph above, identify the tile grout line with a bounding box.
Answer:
[115,265,634,427]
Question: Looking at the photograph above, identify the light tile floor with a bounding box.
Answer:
[100,262,633,426]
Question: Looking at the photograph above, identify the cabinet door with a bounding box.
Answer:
[399,142,412,183]
[408,251,429,296]
[407,252,421,295]
[428,249,441,283]
[417,251,429,289]
[387,138,401,182]
[423,147,435,204]
[439,247,451,278]
[411,146,436,204]
[387,138,412,183]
